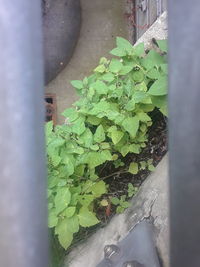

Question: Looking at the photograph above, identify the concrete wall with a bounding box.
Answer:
[45,0,129,124]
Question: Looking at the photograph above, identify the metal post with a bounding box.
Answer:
[0,1,48,267]
[169,1,200,266]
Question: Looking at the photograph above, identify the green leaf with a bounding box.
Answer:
[72,117,86,135]
[80,128,93,148]
[62,108,79,121]
[137,112,151,122]
[78,194,95,206]
[101,73,115,82]
[100,199,109,206]
[101,150,113,161]
[94,64,106,73]
[120,145,130,157]
[56,218,73,249]
[122,117,139,138]
[156,39,167,52]
[45,121,53,136]
[116,37,133,53]
[124,99,136,111]
[91,181,107,197]
[134,42,145,56]
[119,65,133,75]
[55,188,71,214]
[78,207,99,227]
[110,129,124,144]
[71,80,83,89]
[92,80,108,95]
[109,59,123,73]
[65,207,76,218]
[87,116,102,125]
[87,152,107,168]
[94,125,105,143]
[128,162,139,174]
[48,209,58,228]
[146,68,161,79]
[110,47,126,57]
[148,164,155,171]
[132,70,144,82]
[67,215,80,233]
[116,206,125,213]
[148,77,167,96]
[111,197,120,205]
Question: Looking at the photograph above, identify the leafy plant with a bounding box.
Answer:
[111,195,130,213]
[46,37,167,250]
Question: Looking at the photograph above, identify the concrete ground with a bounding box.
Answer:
[45,0,129,124]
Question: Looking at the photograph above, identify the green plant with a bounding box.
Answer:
[46,37,167,250]
[111,195,130,213]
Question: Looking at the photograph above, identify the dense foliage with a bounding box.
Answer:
[46,37,167,249]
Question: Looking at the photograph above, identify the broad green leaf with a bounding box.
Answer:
[62,108,79,121]
[133,91,147,103]
[56,218,73,249]
[65,207,76,218]
[78,207,99,227]
[101,73,115,82]
[94,125,105,143]
[62,156,74,176]
[132,70,144,82]
[128,162,139,174]
[110,47,126,57]
[119,65,133,75]
[94,64,106,73]
[120,145,130,157]
[109,59,123,73]
[87,152,106,168]
[137,112,151,122]
[90,144,99,151]
[45,121,53,136]
[122,117,140,138]
[134,42,145,56]
[72,117,86,135]
[67,215,80,233]
[129,144,140,154]
[124,99,136,111]
[146,68,161,79]
[134,82,147,92]
[148,77,167,96]
[80,128,93,148]
[160,64,168,74]
[110,130,124,144]
[48,209,58,228]
[78,194,95,206]
[111,197,120,205]
[92,80,108,95]
[156,39,167,53]
[91,181,107,197]
[148,164,155,171]
[55,188,71,214]
[160,105,168,116]
[150,95,167,108]
[101,150,112,161]
[87,116,102,125]
[116,37,133,53]
[145,50,165,66]
[100,142,110,149]
[71,80,83,89]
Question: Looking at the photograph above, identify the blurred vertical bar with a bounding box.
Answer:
[169,1,200,266]
[0,0,48,267]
